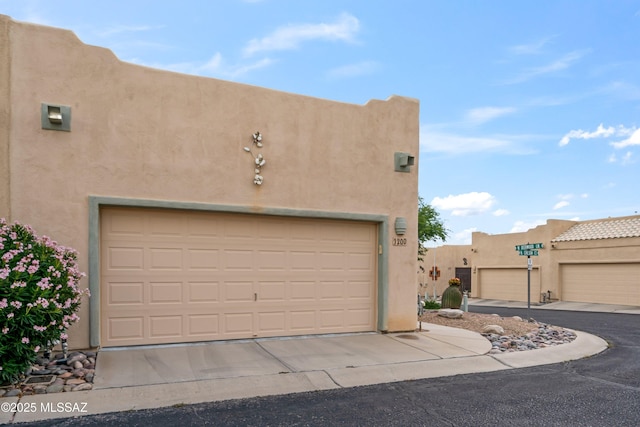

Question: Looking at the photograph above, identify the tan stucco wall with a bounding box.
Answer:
[419,245,472,298]
[1,15,420,348]
[0,17,10,218]
[463,218,639,303]
[551,232,640,302]
[471,220,576,301]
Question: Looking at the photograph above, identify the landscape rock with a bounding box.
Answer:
[438,309,464,319]
[4,388,21,397]
[72,383,93,392]
[1,350,98,397]
[483,324,505,335]
[46,382,65,393]
[483,322,577,353]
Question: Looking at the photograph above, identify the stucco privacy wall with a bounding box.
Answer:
[0,15,420,349]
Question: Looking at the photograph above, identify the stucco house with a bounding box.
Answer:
[1,15,420,349]
[421,215,640,306]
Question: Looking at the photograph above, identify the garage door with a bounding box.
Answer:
[561,263,640,305]
[100,207,377,347]
[478,268,539,302]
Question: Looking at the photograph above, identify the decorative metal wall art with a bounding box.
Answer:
[243,131,266,185]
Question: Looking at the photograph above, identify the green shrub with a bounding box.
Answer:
[423,299,441,310]
[0,218,89,385]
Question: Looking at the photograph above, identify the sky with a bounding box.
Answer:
[2,0,639,245]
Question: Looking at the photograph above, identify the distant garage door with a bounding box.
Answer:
[478,268,539,302]
[561,263,640,306]
[100,207,377,347]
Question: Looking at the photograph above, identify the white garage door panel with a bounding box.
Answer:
[561,263,640,305]
[101,207,377,347]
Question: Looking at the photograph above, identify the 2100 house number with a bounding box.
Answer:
[392,238,407,246]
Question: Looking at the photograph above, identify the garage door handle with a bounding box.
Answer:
[254,293,257,301]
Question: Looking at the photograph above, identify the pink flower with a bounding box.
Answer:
[21,337,29,344]
[34,346,40,353]
[60,333,68,340]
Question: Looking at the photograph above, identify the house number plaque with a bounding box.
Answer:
[392,237,407,246]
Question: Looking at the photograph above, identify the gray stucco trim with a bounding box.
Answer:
[88,195,389,347]
[377,220,389,332]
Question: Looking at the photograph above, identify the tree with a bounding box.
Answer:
[417,196,448,272]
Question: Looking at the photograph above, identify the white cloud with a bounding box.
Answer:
[327,61,378,79]
[508,36,556,55]
[453,228,477,245]
[502,50,589,84]
[601,80,640,100]
[610,151,635,165]
[493,209,510,217]
[509,220,546,233]
[610,128,640,149]
[420,125,536,155]
[243,13,359,57]
[559,124,636,147]
[465,106,517,125]
[431,192,496,216]
[552,193,588,210]
[131,53,275,79]
[96,25,164,37]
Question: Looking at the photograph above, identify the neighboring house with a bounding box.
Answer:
[0,15,420,349]
[421,215,640,306]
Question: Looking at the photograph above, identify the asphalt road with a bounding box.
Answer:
[24,308,640,426]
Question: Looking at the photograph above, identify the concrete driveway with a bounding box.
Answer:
[2,306,611,424]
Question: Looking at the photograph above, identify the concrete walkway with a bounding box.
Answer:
[2,300,624,424]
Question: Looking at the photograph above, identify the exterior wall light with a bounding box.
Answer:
[41,103,71,131]
[394,152,415,173]
[394,217,407,235]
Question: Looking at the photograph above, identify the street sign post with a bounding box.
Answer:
[515,243,544,321]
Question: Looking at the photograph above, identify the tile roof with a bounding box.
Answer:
[552,217,640,242]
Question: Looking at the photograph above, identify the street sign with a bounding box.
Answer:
[515,243,544,251]
[518,249,538,256]
[514,243,544,321]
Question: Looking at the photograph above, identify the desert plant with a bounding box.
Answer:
[423,299,441,310]
[441,278,462,309]
[0,218,89,385]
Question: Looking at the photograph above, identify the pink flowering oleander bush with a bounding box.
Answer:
[0,218,89,385]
